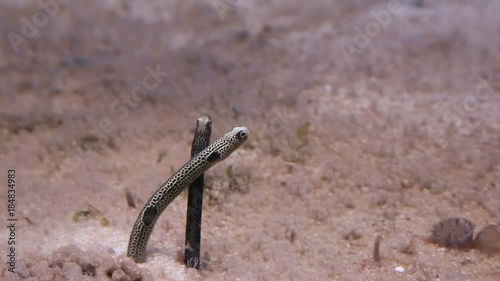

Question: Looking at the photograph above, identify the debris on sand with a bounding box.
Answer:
[431,217,475,249]
[474,224,500,255]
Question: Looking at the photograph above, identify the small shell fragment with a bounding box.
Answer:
[474,224,500,255]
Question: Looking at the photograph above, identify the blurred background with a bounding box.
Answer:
[0,0,499,280]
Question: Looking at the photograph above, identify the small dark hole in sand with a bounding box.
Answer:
[107,138,119,150]
[286,228,297,243]
[344,230,363,240]
[80,134,100,151]
[82,263,96,276]
[106,269,113,277]
[234,30,249,42]
[125,189,136,209]
[54,260,64,268]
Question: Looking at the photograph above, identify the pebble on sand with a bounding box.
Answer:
[394,266,405,273]
[474,224,500,255]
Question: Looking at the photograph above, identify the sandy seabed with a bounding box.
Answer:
[0,0,499,280]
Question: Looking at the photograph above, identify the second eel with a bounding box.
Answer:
[185,115,212,268]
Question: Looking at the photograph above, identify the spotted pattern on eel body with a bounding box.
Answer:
[127,126,249,263]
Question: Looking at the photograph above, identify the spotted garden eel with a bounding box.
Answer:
[184,115,211,269]
[127,125,249,263]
